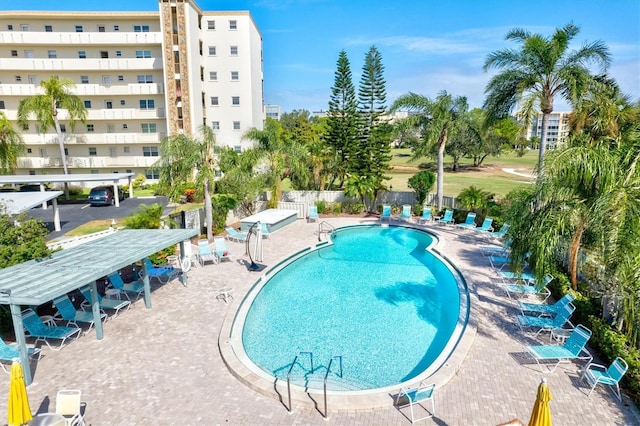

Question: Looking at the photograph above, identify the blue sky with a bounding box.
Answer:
[8,0,640,113]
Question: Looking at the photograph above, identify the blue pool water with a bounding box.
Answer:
[240,225,463,391]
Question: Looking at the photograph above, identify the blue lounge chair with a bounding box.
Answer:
[380,205,391,222]
[480,222,509,240]
[581,357,628,401]
[22,308,81,351]
[197,240,217,266]
[518,293,576,317]
[107,272,145,300]
[225,227,248,243]
[524,324,592,372]
[0,337,41,373]
[417,209,432,224]
[436,209,454,225]
[308,205,319,223]
[399,204,412,221]
[502,273,553,301]
[53,294,107,331]
[516,303,575,337]
[214,237,232,263]
[474,217,494,232]
[479,239,511,257]
[142,258,180,283]
[395,381,435,423]
[79,285,131,317]
[455,212,476,229]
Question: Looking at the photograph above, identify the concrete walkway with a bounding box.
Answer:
[1,217,638,425]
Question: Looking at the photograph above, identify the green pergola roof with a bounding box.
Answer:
[0,228,198,306]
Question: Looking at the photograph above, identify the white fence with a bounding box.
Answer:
[281,190,459,209]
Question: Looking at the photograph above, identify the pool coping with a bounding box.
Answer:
[218,223,479,411]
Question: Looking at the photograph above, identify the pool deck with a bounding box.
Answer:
[2,216,639,425]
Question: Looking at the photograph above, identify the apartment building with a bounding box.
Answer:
[526,111,571,150]
[0,0,263,182]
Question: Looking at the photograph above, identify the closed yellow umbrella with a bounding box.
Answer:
[8,359,32,426]
[528,378,552,426]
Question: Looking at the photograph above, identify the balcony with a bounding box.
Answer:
[0,31,163,46]
[1,57,162,72]
[0,83,164,97]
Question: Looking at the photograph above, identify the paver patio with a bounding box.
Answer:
[1,216,638,425]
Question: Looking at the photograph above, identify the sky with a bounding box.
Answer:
[7,0,640,114]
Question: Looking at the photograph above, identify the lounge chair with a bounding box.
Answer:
[380,204,391,223]
[399,204,412,221]
[502,274,552,301]
[214,237,232,263]
[197,240,217,266]
[417,209,432,224]
[142,258,180,283]
[78,285,131,317]
[308,205,319,223]
[225,227,248,243]
[524,324,593,372]
[56,389,85,426]
[581,357,628,401]
[22,308,81,351]
[455,212,476,229]
[53,294,107,331]
[515,303,575,337]
[0,337,41,373]
[436,209,454,225]
[107,272,145,301]
[518,293,576,317]
[395,381,435,423]
[474,217,494,232]
[480,223,510,240]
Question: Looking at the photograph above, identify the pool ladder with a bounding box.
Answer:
[318,221,335,241]
[286,351,314,413]
[323,355,343,419]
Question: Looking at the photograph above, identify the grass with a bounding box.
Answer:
[65,218,126,236]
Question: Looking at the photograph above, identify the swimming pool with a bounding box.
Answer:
[230,224,469,394]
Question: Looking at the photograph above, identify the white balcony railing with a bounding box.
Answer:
[0,31,163,46]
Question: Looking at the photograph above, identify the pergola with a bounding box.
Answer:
[0,191,64,231]
[0,228,198,385]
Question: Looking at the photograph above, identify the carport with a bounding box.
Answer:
[0,228,198,385]
[0,172,135,208]
[0,191,64,231]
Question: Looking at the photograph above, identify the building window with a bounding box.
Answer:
[141,123,157,133]
[98,26,105,32]
[89,147,97,156]
[232,96,240,106]
[229,20,237,30]
[21,25,29,31]
[233,121,241,130]
[0,101,4,109]
[115,50,122,57]
[145,169,159,179]
[123,146,130,153]
[209,71,217,81]
[39,148,47,157]
[28,75,36,84]
[234,145,242,153]
[84,100,91,108]
[87,124,94,132]
[139,99,155,109]
[59,124,66,133]
[26,148,32,154]
[211,121,220,130]
[78,51,86,59]
[230,46,238,55]
[75,25,83,32]
[137,75,153,83]
[48,50,56,58]
[7,25,14,31]
[91,170,99,174]
[81,76,89,84]
[107,124,115,133]
[143,146,159,157]
[101,51,109,58]
[10,50,17,57]
[44,25,52,32]
[210,97,218,106]
[122,124,128,129]
[120,100,126,106]
[114,25,119,31]
[231,71,239,81]
[118,75,124,82]
[15,76,21,82]
[134,25,150,32]
[24,50,33,58]
[135,50,151,58]
[207,20,215,30]
[208,46,216,56]
[22,123,29,131]
[105,101,113,109]
[109,148,117,157]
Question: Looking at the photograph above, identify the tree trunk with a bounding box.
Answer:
[436,129,447,211]
[538,112,550,170]
[568,225,585,291]
[203,178,213,241]
[53,117,70,199]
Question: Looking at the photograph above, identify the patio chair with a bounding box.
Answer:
[515,302,575,337]
[214,237,232,263]
[395,381,435,423]
[518,293,576,317]
[142,258,180,283]
[502,275,552,302]
[197,240,217,266]
[416,209,432,224]
[524,324,593,372]
[53,294,107,331]
[455,212,476,229]
[225,227,248,243]
[260,223,271,239]
[380,204,391,222]
[581,357,628,401]
[480,239,512,257]
[480,222,510,240]
[56,389,85,426]
[0,337,41,373]
[78,285,131,317]
[107,272,145,301]
[21,308,81,351]
[308,205,319,223]
[399,204,412,221]
[436,209,454,225]
[474,217,494,232]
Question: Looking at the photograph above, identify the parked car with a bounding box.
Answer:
[89,185,125,206]
[19,184,48,192]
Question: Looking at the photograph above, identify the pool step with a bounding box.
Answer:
[286,370,378,392]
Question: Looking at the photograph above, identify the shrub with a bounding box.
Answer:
[413,204,423,216]
[67,185,83,196]
[408,171,436,206]
[184,188,196,203]
[332,202,342,215]
[211,194,238,234]
[132,173,146,189]
[342,202,364,215]
[316,200,329,214]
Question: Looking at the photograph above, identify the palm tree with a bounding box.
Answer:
[391,91,468,210]
[483,23,610,168]
[17,76,87,175]
[0,111,25,174]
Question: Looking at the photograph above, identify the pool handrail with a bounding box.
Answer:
[323,355,343,419]
[286,351,314,413]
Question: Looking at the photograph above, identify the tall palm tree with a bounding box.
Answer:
[17,76,87,175]
[391,91,468,210]
[483,23,610,168]
[0,111,25,174]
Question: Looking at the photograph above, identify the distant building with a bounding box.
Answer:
[525,111,571,149]
[0,0,263,181]
[264,104,280,121]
